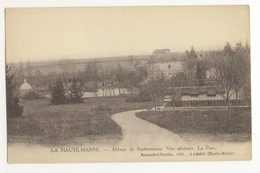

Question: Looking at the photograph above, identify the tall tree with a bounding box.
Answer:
[50,79,67,105]
[196,59,208,86]
[6,65,23,117]
[69,77,84,103]
[171,72,188,87]
[185,46,198,79]
[186,46,198,59]
[125,71,138,95]
[114,63,127,94]
[136,65,148,84]
[169,75,182,111]
[209,43,236,109]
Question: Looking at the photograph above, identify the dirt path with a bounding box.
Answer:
[111,109,185,146]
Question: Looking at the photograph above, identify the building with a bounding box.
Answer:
[148,49,184,80]
[19,79,33,97]
[163,85,241,107]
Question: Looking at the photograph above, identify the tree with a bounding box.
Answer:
[210,42,251,109]
[6,65,23,117]
[124,71,139,95]
[174,72,189,87]
[145,79,165,110]
[186,46,198,59]
[232,42,250,106]
[209,43,236,110]
[185,46,198,79]
[136,65,148,84]
[196,59,209,86]
[50,78,67,105]
[113,63,127,94]
[69,77,84,103]
[168,75,182,111]
[85,61,99,82]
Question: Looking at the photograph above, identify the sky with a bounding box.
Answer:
[5,6,250,63]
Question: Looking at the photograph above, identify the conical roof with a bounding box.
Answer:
[20,79,32,90]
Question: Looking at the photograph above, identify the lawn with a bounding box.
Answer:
[7,96,152,146]
[136,108,251,143]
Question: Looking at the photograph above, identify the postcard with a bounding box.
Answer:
[5,6,251,163]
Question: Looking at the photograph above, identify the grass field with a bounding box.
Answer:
[7,96,152,146]
[136,108,251,143]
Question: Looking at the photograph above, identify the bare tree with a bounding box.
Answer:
[145,79,165,111]
[210,42,251,109]
[209,44,236,110]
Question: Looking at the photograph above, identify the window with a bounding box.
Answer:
[168,64,171,69]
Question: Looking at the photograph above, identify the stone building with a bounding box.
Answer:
[148,49,184,80]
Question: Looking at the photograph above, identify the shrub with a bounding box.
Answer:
[21,91,42,100]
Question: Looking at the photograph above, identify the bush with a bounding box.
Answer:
[126,96,152,102]
[22,91,42,100]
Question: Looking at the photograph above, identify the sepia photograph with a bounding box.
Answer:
[5,6,251,163]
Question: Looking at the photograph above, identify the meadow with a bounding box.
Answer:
[136,108,251,143]
[7,96,152,146]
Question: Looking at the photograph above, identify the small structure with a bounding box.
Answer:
[19,79,32,97]
[163,86,241,107]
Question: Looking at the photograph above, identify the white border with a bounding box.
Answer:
[1,1,259,173]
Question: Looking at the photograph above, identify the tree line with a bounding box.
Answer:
[209,42,250,109]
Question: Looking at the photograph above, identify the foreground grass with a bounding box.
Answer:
[136,108,251,143]
[8,96,152,146]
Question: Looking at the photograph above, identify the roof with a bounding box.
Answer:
[153,49,170,55]
[164,86,225,95]
[149,52,186,64]
[20,79,32,90]
[181,95,225,101]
